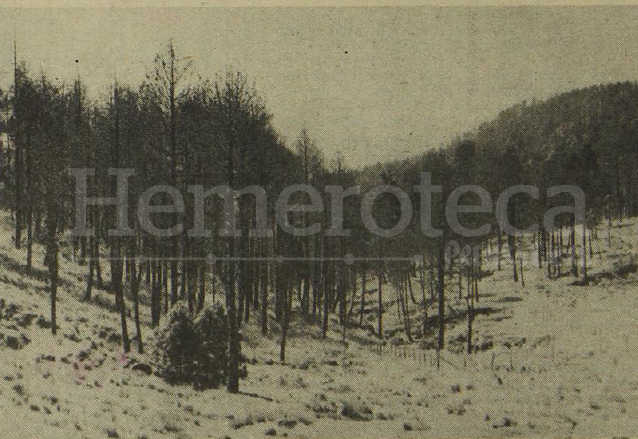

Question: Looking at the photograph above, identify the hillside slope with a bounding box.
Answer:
[2,211,638,438]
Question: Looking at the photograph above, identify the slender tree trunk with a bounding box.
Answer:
[458,259,463,299]
[401,275,413,342]
[474,254,480,301]
[95,214,103,287]
[197,260,206,312]
[211,262,217,304]
[34,211,41,241]
[84,223,95,301]
[555,231,562,277]
[46,206,58,335]
[429,259,435,301]
[437,237,445,351]
[171,258,179,305]
[111,245,129,353]
[571,222,578,277]
[496,230,502,271]
[180,258,187,301]
[145,255,151,284]
[407,274,416,305]
[337,263,346,326]
[302,274,310,316]
[546,231,555,279]
[346,272,357,320]
[130,250,144,354]
[226,140,240,394]
[261,257,268,335]
[280,284,291,364]
[237,264,245,325]
[151,256,160,328]
[359,267,366,326]
[466,291,473,354]
[582,222,588,282]
[519,234,525,287]
[538,229,543,269]
[419,262,425,302]
[162,259,168,314]
[111,86,129,353]
[607,214,612,248]
[322,262,330,338]
[313,235,322,319]
[508,233,518,282]
[25,134,32,273]
[227,239,240,393]
[187,253,197,316]
[377,265,383,338]
[466,256,474,355]
[169,43,180,308]
[13,60,23,251]
[252,248,260,311]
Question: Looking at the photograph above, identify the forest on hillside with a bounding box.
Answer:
[1,41,637,394]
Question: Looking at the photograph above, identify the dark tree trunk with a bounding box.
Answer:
[145,251,151,284]
[538,228,544,269]
[252,247,260,310]
[25,132,32,273]
[46,206,58,335]
[496,230,502,271]
[14,138,22,249]
[197,261,206,313]
[180,258,187,301]
[261,258,268,335]
[171,258,179,305]
[95,213,103,288]
[545,231,554,279]
[508,233,518,282]
[437,237,445,351]
[226,141,240,394]
[84,224,95,301]
[280,284,292,364]
[399,275,412,342]
[162,259,168,314]
[571,222,578,277]
[111,246,130,353]
[151,256,160,327]
[359,267,366,327]
[227,241,240,393]
[466,293,473,354]
[582,223,588,282]
[322,262,330,338]
[130,253,144,354]
[377,265,383,338]
[519,235,525,287]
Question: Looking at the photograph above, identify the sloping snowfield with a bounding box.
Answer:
[2,211,638,438]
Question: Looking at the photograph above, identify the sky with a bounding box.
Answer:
[1,6,638,167]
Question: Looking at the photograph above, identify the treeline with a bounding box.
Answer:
[1,42,636,391]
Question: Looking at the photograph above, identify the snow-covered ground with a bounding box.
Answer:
[2,211,638,438]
